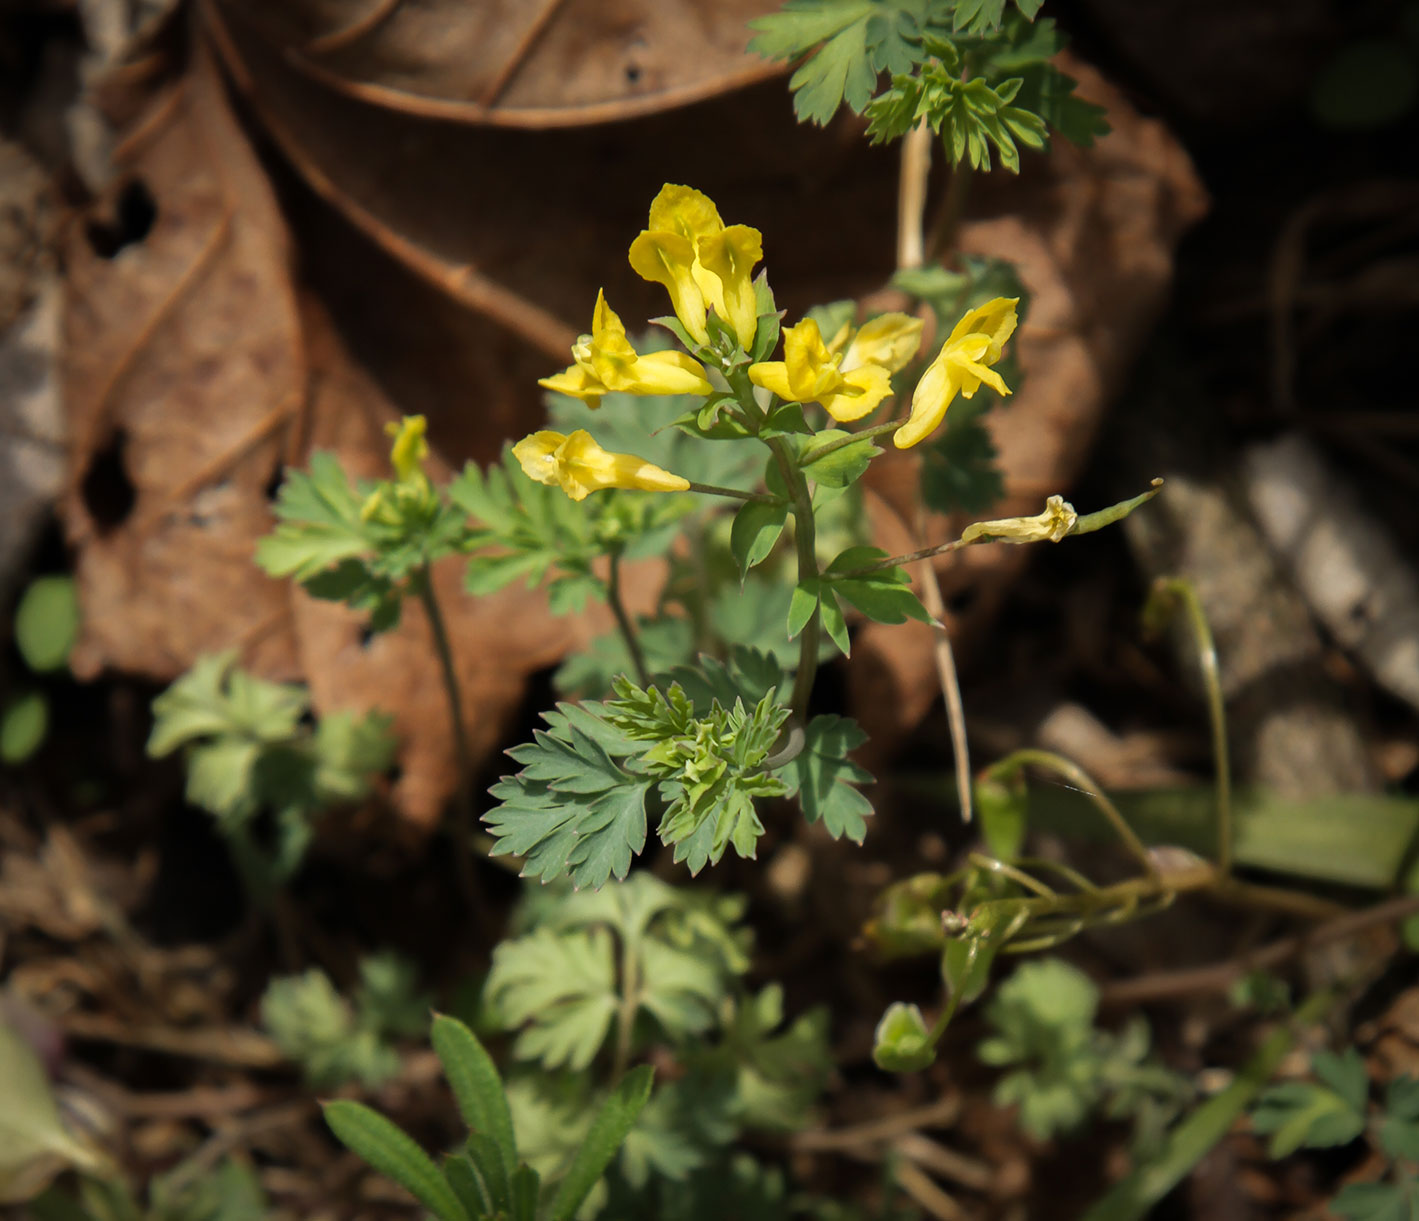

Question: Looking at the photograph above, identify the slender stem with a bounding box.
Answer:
[683,480,779,503]
[610,926,641,1084]
[606,549,651,687]
[1099,893,1419,1007]
[990,748,1158,877]
[910,505,972,823]
[417,568,482,913]
[1145,578,1233,876]
[840,535,973,578]
[768,436,821,720]
[798,419,905,466]
[926,163,974,262]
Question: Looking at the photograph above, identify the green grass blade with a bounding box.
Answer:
[547,1065,653,1221]
[431,1014,518,1173]
[323,1100,467,1221]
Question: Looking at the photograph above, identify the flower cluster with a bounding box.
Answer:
[515,184,1020,501]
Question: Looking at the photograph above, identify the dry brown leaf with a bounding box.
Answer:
[62,45,305,683]
[61,47,604,827]
[850,57,1209,755]
[211,0,784,126]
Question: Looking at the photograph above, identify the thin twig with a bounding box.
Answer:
[914,507,972,823]
[790,1096,962,1153]
[684,480,779,503]
[1099,893,1419,1008]
[416,569,483,921]
[606,550,651,687]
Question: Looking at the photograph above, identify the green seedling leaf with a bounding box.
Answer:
[1251,1080,1366,1158]
[751,271,783,362]
[748,0,886,124]
[485,929,617,1071]
[548,1065,655,1221]
[1382,1076,1419,1161]
[0,1022,103,1203]
[787,580,819,641]
[873,1002,936,1072]
[431,1015,517,1174]
[1330,1179,1419,1221]
[257,453,372,582]
[920,407,1006,515]
[14,576,78,673]
[509,1166,540,1221]
[1084,991,1337,1221]
[323,1100,467,1221]
[1314,1047,1370,1114]
[0,691,48,765]
[730,500,789,580]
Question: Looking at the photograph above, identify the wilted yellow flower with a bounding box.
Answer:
[748,317,894,422]
[828,312,925,375]
[894,297,1019,449]
[628,185,762,350]
[512,429,690,503]
[539,291,713,408]
[960,495,1077,544]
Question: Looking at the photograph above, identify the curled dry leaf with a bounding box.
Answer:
[60,48,602,828]
[62,45,305,683]
[852,56,1209,755]
[209,0,784,127]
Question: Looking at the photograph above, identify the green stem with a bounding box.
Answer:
[683,481,780,503]
[1145,578,1233,876]
[840,534,973,578]
[768,435,821,720]
[610,926,641,1084]
[989,748,1158,877]
[798,419,905,466]
[606,549,651,688]
[926,162,974,262]
[417,569,482,915]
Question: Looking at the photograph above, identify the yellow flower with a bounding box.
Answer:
[747,317,894,422]
[538,291,713,408]
[894,297,1019,449]
[960,495,1077,544]
[512,429,690,502]
[386,415,429,484]
[628,184,763,350]
[361,415,432,521]
[828,312,925,375]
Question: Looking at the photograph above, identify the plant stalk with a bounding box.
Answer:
[606,549,651,687]
[990,748,1158,877]
[768,435,822,720]
[1145,578,1233,876]
[417,568,482,916]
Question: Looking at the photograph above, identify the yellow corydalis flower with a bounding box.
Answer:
[386,415,429,483]
[539,291,713,408]
[512,429,690,503]
[828,312,925,376]
[628,185,763,350]
[894,297,1019,449]
[747,317,895,422]
[361,415,432,521]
